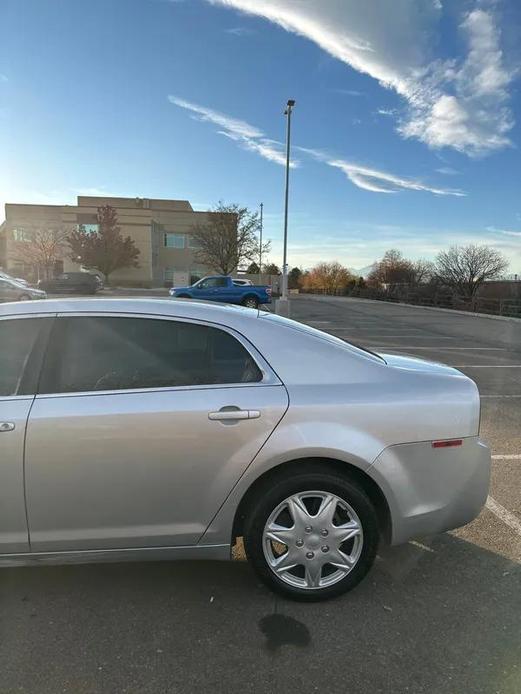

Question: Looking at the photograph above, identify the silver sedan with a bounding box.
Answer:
[0,298,490,600]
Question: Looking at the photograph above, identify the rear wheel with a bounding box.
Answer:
[244,467,379,601]
[242,295,259,309]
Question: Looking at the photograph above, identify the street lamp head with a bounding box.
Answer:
[284,99,296,115]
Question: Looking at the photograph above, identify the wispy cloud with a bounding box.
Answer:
[333,88,365,97]
[376,108,398,117]
[486,226,521,238]
[436,166,460,175]
[169,95,465,195]
[168,95,297,167]
[225,26,254,36]
[298,146,465,196]
[208,1,517,156]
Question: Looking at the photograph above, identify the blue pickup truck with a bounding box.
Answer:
[169,275,272,308]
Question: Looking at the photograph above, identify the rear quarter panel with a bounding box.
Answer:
[199,315,482,546]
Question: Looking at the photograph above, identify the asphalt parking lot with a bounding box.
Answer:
[1,294,520,694]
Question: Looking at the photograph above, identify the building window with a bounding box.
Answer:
[164,233,185,248]
[12,228,32,242]
[163,268,175,281]
[188,236,202,249]
[80,223,100,234]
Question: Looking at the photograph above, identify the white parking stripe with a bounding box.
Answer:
[492,454,521,460]
[486,496,521,535]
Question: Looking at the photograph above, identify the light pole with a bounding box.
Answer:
[259,202,263,285]
[281,99,295,303]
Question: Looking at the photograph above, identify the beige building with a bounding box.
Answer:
[0,196,230,287]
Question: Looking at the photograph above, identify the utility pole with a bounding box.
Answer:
[281,99,295,303]
[259,202,263,285]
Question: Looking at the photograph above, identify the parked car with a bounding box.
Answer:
[170,275,271,308]
[0,277,46,302]
[38,272,100,295]
[0,270,30,287]
[0,298,490,600]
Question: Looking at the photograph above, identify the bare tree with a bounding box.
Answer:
[368,250,434,290]
[190,202,271,275]
[435,244,508,300]
[411,259,434,286]
[301,261,353,294]
[367,249,414,288]
[12,227,69,280]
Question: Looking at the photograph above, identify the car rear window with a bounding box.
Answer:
[39,316,263,394]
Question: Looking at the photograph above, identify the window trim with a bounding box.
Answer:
[36,311,280,399]
[164,232,186,249]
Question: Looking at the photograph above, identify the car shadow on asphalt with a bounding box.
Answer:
[0,533,519,694]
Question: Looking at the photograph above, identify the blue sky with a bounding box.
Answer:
[1,0,521,272]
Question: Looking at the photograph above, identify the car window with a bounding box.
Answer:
[199,277,227,288]
[0,318,44,396]
[39,316,263,394]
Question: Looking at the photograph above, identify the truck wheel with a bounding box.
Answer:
[177,294,191,299]
[242,296,259,309]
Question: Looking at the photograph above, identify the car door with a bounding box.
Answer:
[25,313,289,552]
[0,315,51,554]
[194,277,230,300]
[0,279,19,302]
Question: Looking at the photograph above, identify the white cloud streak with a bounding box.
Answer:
[436,166,460,175]
[168,95,296,167]
[208,1,516,156]
[376,108,398,117]
[170,96,465,195]
[298,146,465,196]
[486,226,521,238]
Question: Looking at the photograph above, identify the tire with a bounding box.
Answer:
[19,294,32,302]
[241,295,259,309]
[243,465,379,601]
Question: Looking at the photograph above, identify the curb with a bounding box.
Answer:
[303,294,521,323]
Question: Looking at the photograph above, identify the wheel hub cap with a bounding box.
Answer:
[262,490,363,590]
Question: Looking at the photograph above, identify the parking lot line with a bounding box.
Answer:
[486,496,521,535]
[492,454,521,460]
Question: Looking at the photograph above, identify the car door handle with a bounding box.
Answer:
[208,409,260,421]
[0,422,15,432]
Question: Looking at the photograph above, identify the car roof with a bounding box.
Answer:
[0,297,261,328]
